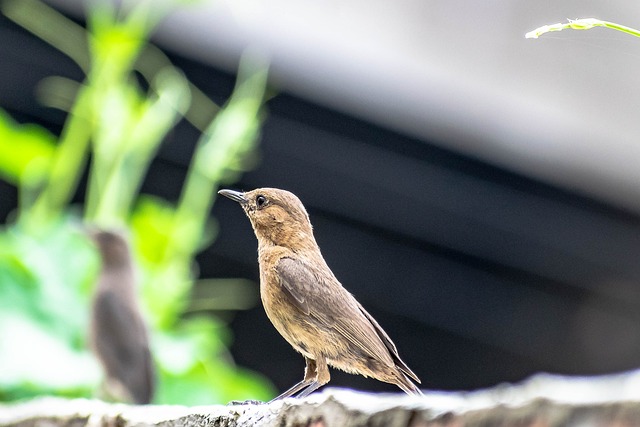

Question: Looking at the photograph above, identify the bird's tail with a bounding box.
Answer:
[395,372,423,396]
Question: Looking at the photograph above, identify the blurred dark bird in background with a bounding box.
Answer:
[89,229,155,404]
[218,188,421,399]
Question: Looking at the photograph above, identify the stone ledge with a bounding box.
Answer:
[3,371,640,427]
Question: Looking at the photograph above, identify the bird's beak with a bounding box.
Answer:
[218,189,248,205]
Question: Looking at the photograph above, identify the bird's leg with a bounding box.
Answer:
[270,357,317,402]
[296,355,330,398]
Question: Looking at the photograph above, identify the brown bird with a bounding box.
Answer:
[89,229,155,404]
[218,188,421,399]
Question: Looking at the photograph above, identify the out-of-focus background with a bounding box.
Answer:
[2,0,640,402]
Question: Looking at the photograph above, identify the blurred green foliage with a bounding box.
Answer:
[0,0,275,403]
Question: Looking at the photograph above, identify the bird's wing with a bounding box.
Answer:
[354,301,421,383]
[276,257,311,315]
[92,289,155,403]
[276,257,394,367]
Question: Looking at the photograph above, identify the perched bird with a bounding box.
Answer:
[218,188,421,399]
[89,229,155,404]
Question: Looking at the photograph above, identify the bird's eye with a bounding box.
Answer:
[256,195,267,208]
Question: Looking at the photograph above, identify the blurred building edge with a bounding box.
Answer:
[88,228,155,405]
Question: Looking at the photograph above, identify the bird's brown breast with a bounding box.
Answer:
[258,248,315,357]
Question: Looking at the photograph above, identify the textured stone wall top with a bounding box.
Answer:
[3,372,640,427]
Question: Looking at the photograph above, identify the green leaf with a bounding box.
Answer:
[131,195,175,266]
[152,317,275,404]
[0,109,55,186]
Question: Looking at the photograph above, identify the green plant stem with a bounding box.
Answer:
[602,21,640,37]
[164,54,268,269]
[2,0,90,72]
[137,45,221,132]
[87,69,189,226]
[526,18,640,39]
[27,87,93,226]
[3,0,94,226]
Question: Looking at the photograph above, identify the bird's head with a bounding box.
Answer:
[218,187,316,250]
[87,228,132,268]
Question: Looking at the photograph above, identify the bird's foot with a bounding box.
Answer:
[227,399,265,406]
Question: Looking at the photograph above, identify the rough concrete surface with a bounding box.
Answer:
[3,371,640,426]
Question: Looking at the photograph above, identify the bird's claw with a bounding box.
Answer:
[227,399,265,406]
